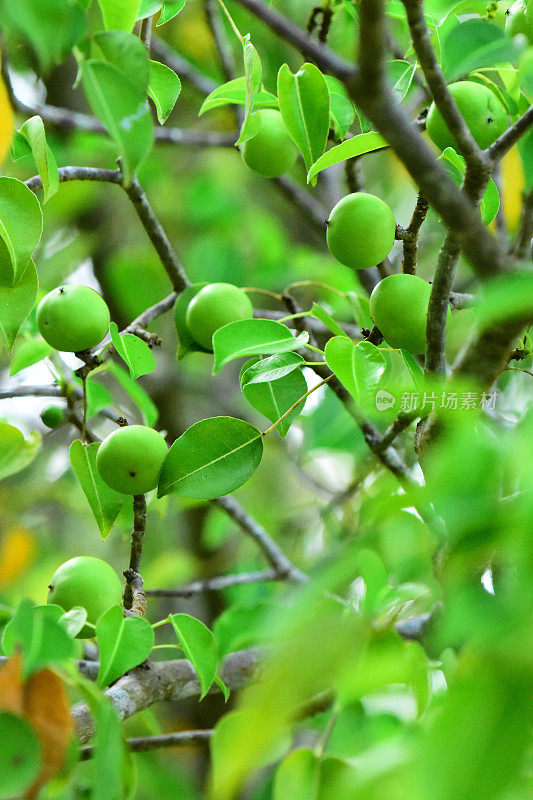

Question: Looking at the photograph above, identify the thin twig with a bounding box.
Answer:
[140,15,154,51]
[398,193,429,274]
[123,495,148,610]
[512,190,533,260]
[145,569,284,597]
[487,106,533,163]
[80,730,213,760]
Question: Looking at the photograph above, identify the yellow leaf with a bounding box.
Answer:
[0,75,14,164]
[0,653,24,714]
[501,146,525,234]
[0,527,37,588]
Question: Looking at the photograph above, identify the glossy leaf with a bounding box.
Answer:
[325,75,355,139]
[15,116,59,203]
[96,605,155,687]
[138,0,162,17]
[442,19,516,81]
[97,0,141,32]
[109,321,156,380]
[0,422,41,481]
[239,352,304,384]
[1,600,74,677]
[310,303,349,338]
[277,62,330,171]
[105,362,158,426]
[213,319,309,373]
[148,60,182,123]
[0,260,38,350]
[93,30,150,95]
[157,0,186,26]
[325,338,386,407]
[241,359,308,437]
[199,77,278,116]
[169,613,218,699]
[0,178,42,285]
[307,132,387,183]
[59,607,88,638]
[69,440,126,540]
[439,147,500,225]
[9,338,52,376]
[235,37,263,146]
[81,59,153,186]
[158,416,263,499]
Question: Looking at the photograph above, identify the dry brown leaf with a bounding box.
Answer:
[23,668,73,800]
[0,651,24,714]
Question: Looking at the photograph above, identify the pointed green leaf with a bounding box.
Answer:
[96,605,154,687]
[325,337,386,407]
[277,62,330,172]
[0,260,38,350]
[439,147,499,224]
[239,352,304,384]
[148,60,182,123]
[169,613,218,699]
[199,77,278,116]
[213,319,309,373]
[1,600,74,676]
[241,360,308,438]
[325,75,355,140]
[16,117,59,203]
[69,440,126,539]
[0,178,42,285]
[93,31,150,95]
[97,0,141,32]
[235,37,263,146]
[104,362,158,425]
[81,59,153,185]
[0,423,41,481]
[158,416,263,499]
[138,0,162,18]
[9,337,52,376]
[310,303,349,338]
[109,321,156,380]
[274,749,320,800]
[91,700,125,800]
[157,0,186,26]
[307,132,387,184]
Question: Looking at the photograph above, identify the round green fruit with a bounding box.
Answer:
[96,424,168,495]
[240,109,298,178]
[185,283,253,351]
[326,192,396,271]
[505,0,533,38]
[36,285,110,352]
[426,81,508,151]
[370,273,451,354]
[40,405,65,429]
[47,556,122,637]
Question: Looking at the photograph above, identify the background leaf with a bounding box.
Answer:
[0,178,42,285]
[0,422,41,481]
[169,613,218,698]
[0,260,38,350]
[97,0,141,32]
[14,116,58,203]
[158,416,263,499]
[9,338,52,376]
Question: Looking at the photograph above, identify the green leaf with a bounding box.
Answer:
[518,127,533,193]
[277,62,330,172]
[346,291,373,330]
[97,0,141,32]
[274,749,320,800]
[93,30,150,95]
[0,177,42,285]
[109,321,156,380]
[442,19,517,81]
[59,606,88,638]
[241,359,308,437]
[438,147,500,224]
[169,613,218,698]
[138,0,162,17]
[157,0,186,26]
[213,319,309,373]
[235,37,263,146]
[239,352,304,384]
[1,600,75,677]
[85,377,114,419]
[158,416,263,499]
[199,77,278,116]
[148,60,182,124]
[173,281,210,358]
[16,117,59,203]
[0,260,39,350]
[0,0,86,72]
[69,440,126,539]
[9,337,52,376]
[91,700,125,800]
[104,362,159,425]
[475,271,533,328]
[0,422,41,481]
[310,303,349,338]
[213,601,276,658]
[389,59,417,102]
[325,338,386,408]
[307,132,387,184]
[81,59,153,185]
[96,605,154,687]
[399,348,425,392]
[214,674,230,702]
[0,712,41,798]
[325,75,355,140]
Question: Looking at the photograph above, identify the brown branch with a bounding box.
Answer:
[145,569,284,597]
[123,495,147,610]
[140,14,154,51]
[72,647,263,743]
[80,729,213,760]
[512,191,533,260]
[487,106,533,163]
[398,193,429,274]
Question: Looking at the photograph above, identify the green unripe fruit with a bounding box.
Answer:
[185,283,254,351]
[47,556,122,637]
[506,0,533,39]
[326,192,396,271]
[426,81,508,151]
[96,424,168,495]
[37,285,110,352]
[40,405,65,429]
[240,109,298,178]
[370,274,451,354]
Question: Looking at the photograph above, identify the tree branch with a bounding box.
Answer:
[145,569,284,597]
[397,192,429,274]
[72,647,262,743]
[123,495,148,610]
[80,729,213,760]
[487,106,533,163]
[512,190,533,260]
